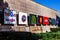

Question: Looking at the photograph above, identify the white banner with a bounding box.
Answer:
[19,12,28,24]
[4,9,16,24]
[4,17,16,24]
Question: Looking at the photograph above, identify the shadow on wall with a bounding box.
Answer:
[0,0,9,9]
[0,0,14,26]
[0,0,14,31]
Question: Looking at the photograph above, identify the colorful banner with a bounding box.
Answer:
[37,16,43,25]
[4,9,16,24]
[29,14,36,25]
[43,16,49,25]
[18,12,27,24]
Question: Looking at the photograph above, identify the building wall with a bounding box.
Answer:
[4,0,58,18]
[2,0,58,33]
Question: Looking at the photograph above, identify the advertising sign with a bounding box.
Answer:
[37,16,43,25]
[43,16,49,25]
[51,19,56,25]
[19,12,27,24]
[56,16,59,25]
[48,18,52,25]
[4,9,16,24]
[29,14,36,25]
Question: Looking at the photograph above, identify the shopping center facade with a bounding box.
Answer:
[0,0,59,33]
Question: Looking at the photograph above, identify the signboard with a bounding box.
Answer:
[56,16,59,25]
[18,12,27,24]
[37,16,43,25]
[4,9,16,24]
[43,16,49,25]
[51,19,56,25]
[48,18,52,25]
[29,14,36,25]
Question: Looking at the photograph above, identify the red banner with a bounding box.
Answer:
[38,16,43,24]
[43,16,48,25]
[39,16,43,24]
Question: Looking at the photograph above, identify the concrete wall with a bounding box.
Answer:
[1,0,58,33]
[4,0,58,18]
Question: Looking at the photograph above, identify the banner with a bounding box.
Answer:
[48,18,52,25]
[19,12,27,24]
[43,16,48,25]
[29,14,36,25]
[4,9,16,24]
[51,18,56,25]
[37,16,43,25]
[56,16,59,25]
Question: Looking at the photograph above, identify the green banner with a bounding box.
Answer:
[29,14,36,25]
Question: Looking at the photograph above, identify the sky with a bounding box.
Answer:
[33,0,60,15]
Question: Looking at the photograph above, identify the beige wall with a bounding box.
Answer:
[4,0,58,18]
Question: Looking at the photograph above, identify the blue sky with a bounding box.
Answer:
[33,0,60,15]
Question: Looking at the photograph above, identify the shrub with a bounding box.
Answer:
[41,33,47,40]
[56,31,60,39]
[51,28,58,32]
[47,33,53,38]
[35,33,42,39]
[57,28,60,31]
[50,28,59,32]
[31,33,38,40]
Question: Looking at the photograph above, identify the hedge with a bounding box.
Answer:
[32,31,60,40]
